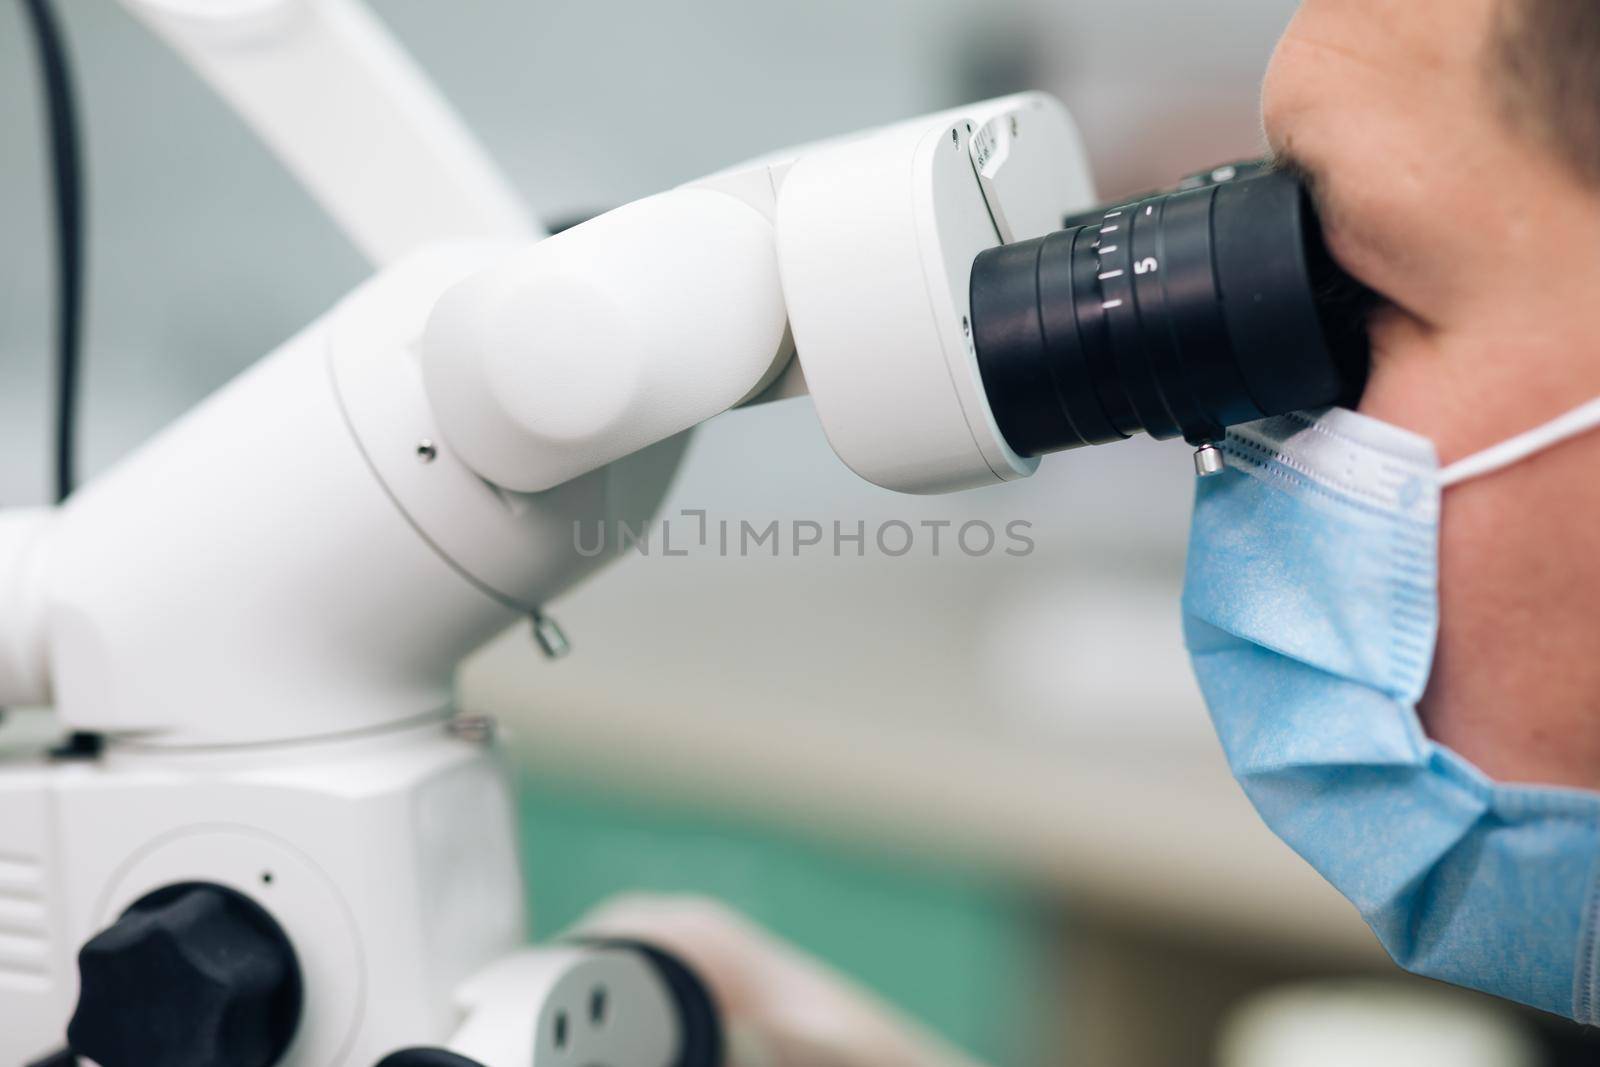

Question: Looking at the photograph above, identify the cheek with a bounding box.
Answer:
[1357,306,1447,431]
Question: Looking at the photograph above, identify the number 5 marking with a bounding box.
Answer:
[1134,257,1159,275]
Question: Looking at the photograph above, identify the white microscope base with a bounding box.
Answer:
[0,720,525,1066]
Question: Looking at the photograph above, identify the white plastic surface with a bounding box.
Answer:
[331,243,688,613]
[776,119,1020,494]
[44,285,518,745]
[0,754,58,1066]
[421,189,789,493]
[775,94,1094,494]
[0,511,54,708]
[968,95,1095,242]
[28,246,685,746]
[451,946,681,1067]
[0,723,526,1066]
[697,92,1094,412]
[119,0,538,264]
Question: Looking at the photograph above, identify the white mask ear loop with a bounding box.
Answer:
[1438,396,1600,488]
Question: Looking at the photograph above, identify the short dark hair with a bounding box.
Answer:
[1492,0,1600,185]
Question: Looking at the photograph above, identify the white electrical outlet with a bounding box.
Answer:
[438,944,715,1067]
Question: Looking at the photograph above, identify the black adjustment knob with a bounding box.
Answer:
[67,882,302,1067]
[376,1050,487,1067]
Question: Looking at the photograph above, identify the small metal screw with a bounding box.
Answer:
[1193,443,1227,478]
[531,610,571,660]
[447,714,497,744]
[416,439,438,464]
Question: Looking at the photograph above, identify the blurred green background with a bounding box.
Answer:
[517,769,1037,1064]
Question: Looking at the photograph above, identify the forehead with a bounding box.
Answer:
[1264,0,1506,172]
[1261,0,1521,304]
[1273,0,1498,95]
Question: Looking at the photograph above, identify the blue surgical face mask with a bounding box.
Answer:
[1183,398,1600,1023]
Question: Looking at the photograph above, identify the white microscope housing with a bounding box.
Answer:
[422,93,1092,497]
[0,27,1094,1059]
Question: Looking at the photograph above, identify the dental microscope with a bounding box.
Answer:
[0,2,1367,1065]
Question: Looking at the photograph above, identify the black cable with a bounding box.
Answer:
[19,0,86,503]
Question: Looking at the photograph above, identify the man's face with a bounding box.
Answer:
[1262,0,1600,788]
[1263,0,1600,456]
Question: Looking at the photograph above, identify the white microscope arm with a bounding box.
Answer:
[420,92,1096,499]
[0,21,1095,1056]
[0,91,1095,744]
[0,0,544,718]
[3,0,1096,741]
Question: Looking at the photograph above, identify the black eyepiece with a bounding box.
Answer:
[970,162,1371,457]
